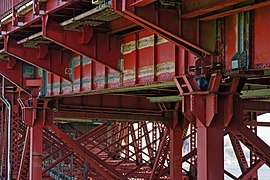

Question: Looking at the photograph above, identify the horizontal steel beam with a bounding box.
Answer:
[200,1,270,21]
[54,111,164,122]
[147,96,182,103]
[242,100,270,112]
[181,0,247,18]
[131,0,157,7]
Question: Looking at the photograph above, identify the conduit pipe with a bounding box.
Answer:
[0,77,11,180]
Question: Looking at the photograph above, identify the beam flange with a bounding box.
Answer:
[54,111,164,122]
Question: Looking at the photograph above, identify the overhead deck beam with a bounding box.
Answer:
[43,16,121,71]
[54,111,164,122]
[200,0,270,21]
[113,0,211,56]
[181,0,247,18]
[131,0,157,7]
[0,0,72,35]
[4,36,70,80]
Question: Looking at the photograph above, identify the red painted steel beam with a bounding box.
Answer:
[168,111,182,180]
[0,58,24,90]
[58,94,162,113]
[197,122,224,180]
[54,110,164,122]
[0,0,73,35]
[29,126,43,180]
[237,160,264,180]
[200,1,270,21]
[177,75,239,180]
[131,0,157,7]
[113,0,211,56]
[43,123,109,163]
[42,17,121,71]
[149,129,169,180]
[235,123,270,166]
[43,152,72,175]
[4,36,70,80]
[242,100,270,112]
[17,127,30,180]
[181,0,247,18]
[245,121,270,127]
[229,133,249,173]
[49,124,127,180]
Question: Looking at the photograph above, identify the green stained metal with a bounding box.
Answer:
[147,96,182,103]
[241,89,270,99]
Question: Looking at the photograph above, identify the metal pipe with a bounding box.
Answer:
[1,77,11,180]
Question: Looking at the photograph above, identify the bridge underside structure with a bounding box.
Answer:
[0,0,270,179]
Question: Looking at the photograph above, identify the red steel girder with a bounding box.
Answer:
[42,16,121,71]
[242,100,270,112]
[10,108,20,179]
[131,0,157,7]
[229,133,249,173]
[168,111,183,180]
[1,0,73,35]
[4,36,70,80]
[181,0,247,18]
[237,160,264,180]
[54,110,164,122]
[0,58,24,90]
[176,75,242,180]
[149,128,169,180]
[17,127,30,180]
[113,0,211,56]
[50,124,127,180]
[197,119,224,180]
[29,126,43,180]
[58,94,162,115]
[0,58,41,92]
[232,123,270,167]
[200,1,270,21]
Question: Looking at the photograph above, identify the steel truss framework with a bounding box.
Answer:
[0,0,269,180]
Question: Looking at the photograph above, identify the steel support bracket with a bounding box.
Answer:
[42,16,121,71]
[4,36,70,80]
[0,60,25,90]
[175,74,243,128]
[20,98,53,127]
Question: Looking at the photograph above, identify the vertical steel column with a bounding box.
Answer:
[197,118,224,180]
[249,112,259,179]
[29,126,43,180]
[175,75,238,180]
[190,124,197,173]
[168,111,182,180]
